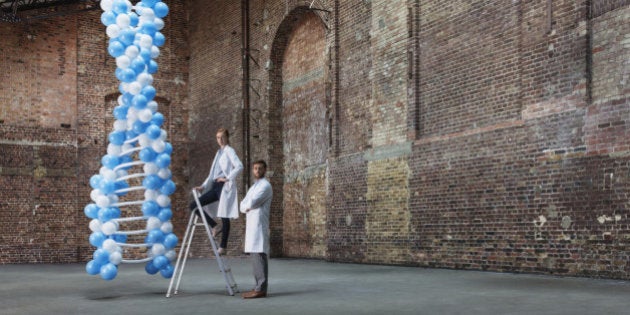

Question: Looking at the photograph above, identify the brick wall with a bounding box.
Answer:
[188,0,630,279]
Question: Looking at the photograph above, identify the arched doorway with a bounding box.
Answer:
[268,9,329,258]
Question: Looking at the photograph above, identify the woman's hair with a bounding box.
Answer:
[216,128,229,139]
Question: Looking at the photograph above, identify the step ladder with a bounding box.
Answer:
[166,189,239,297]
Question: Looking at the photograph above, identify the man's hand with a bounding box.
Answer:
[216,177,228,183]
[194,186,203,192]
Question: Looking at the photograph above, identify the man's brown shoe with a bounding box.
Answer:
[242,290,267,299]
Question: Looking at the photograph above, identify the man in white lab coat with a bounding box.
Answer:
[240,160,273,299]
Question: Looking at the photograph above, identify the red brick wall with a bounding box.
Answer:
[188,0,630,279]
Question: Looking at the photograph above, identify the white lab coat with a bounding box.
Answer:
[200,145,243,219]
[240,177,273,254]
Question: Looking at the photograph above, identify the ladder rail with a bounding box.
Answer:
[165,189,239,297]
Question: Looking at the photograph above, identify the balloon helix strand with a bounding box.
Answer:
[84,0,176,280]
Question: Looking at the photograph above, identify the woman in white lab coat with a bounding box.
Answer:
[240,160,273,299]
[190,128,243,254]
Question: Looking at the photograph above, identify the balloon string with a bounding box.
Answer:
[112,200,144,207]
[114,160,144,171]
[121,257,154,264]
[116,173,148,182]
[113,216,146,223]
[114,186,145,194]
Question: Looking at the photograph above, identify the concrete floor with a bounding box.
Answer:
[2,258,630,315]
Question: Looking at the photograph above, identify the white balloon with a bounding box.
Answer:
[116,55,131,69]
[137,73,153,86]
[152,140,165,153]
[116,169,128,177]
[160,129,167,141]
[90,189,103,202]
[89,219,102,232]
[146,101,157,113]
[141,7,155,19]
[107,144,122,156]
[138,134,151,147]
[119,82,130,93]
[158,168,171,180]
[106,24,121,38]
[146,216,161,230]
[139,108,153,123]
[154,18,165,30]
[116,13,131,28]
[161,221,173,234]
[113,119,127,132]
[157,195,170,207]
[100,0,113,12]
[96,195,110,208]
[122,143,134,154]
[139,34,153,49]
[151,243,166,256]
[103,239,118,252]
[102,221,118,236]
[108,193,119,204]
[144,189,159,200]
[165,250,176,261]
[109,251,123,265]
[150,46,160,58]
[117,95,125,106]
[125,45,139,59]
[129,81,142,95]
[101,169,117,181]
[144,163,159,174]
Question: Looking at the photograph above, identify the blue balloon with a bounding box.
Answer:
[146,125,162,140]
[101,154,120,169]
[84,203,100,219]
[160,263,174,278]
[100,11,116,26]
[119,29,136,45]
[145,261,159,274]
[132,94,148,109]
[113,105,128,120]
[141,200,160,217]
[151,112,164,127]
[100,263,117,280]
[121,68,136,83]
[155,153,171,168]
[139,48,152,62]
[112,0,129,14]
[113,233,127,243]
[98,207,121,222]
[119,155,133,170]
[89,175,102,189]
[157,207,172,221]
[141,0,159,7]
[139,147,157,162]
[163,233,178,249]
[160,179,176,195]
[125,129,139,140]
[132,120,150,134]
[130,57,146,74]
[162,143,171,155]
[145,230,164,245]
[154,32,165,47]
[143,174,163,190]
[141,21,157,36]
[129,12,139,27]
[118,82,126,94]
[141,85,156,100]
[115,180,129,196]
[89,232,107,247]
[86,260,101,275]
[122,92,134,105]
[115,67,125,81]
[148,60,158,74]
[108,131,126,145]
[154,2,169,18]
[108,40,125,58]
[99,179,116,194]
[93,248,110,263]
[152,255,168,269]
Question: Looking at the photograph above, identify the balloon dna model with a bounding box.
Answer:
[84,0,176,280]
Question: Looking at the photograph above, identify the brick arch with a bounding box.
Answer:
[268,8,329,258]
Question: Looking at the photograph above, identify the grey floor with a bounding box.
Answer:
[2,258,630,315]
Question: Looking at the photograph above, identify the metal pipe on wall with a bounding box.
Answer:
[241,0,251,189]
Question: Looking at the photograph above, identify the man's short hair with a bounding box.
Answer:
[253,160,267,169]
